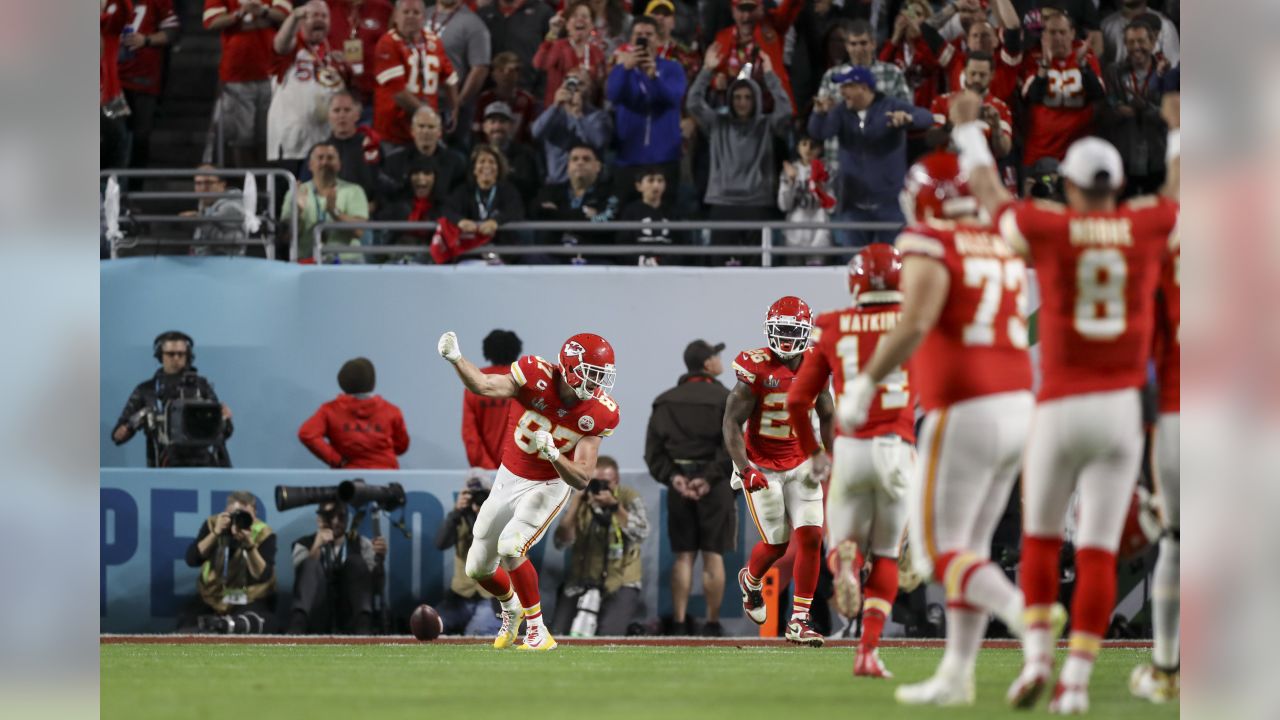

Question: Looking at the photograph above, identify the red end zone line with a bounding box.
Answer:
[100,634,1152,649]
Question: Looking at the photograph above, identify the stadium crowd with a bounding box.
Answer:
[100,0,1180,264]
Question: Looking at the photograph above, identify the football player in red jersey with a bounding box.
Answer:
[724,296,834,646]
[949,90,1179,713]
[437,330,620,651]
[1130,228,1181,703]
[785,246,916,677]
[841,152,1038,706]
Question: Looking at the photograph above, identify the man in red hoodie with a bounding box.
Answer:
[461,329,523,469]
[299,357,410,469]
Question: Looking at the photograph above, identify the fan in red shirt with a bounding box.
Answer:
[841,152,1035,706]
[950,89,1179,713]
[724,297,834,647]
[785,245,917,679]
[298,357,410,469]
[204,0,291,167]
[101,0,133,169]
[879,4,942,110]
[325,0,394,107]
[929,52,1015,190]
[461,329,523,469]
[935,0,1023,101]
[534,1,607,110]
[1019,12,1105,167]
[116,0,179,174]
[373,0,460,147]
[438,329,621,652]
[708,0,803,113]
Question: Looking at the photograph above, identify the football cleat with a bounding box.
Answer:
[1006,659,1052,709]
[785,616,825,647]
[1048,682,1089,715]
[1129,665,1179,703]
[493,608,524,650]
[895,673,976,706]
[831,540,863,619]
[738,568,767,625]
[853,646,893,679]
[518,624,558,651]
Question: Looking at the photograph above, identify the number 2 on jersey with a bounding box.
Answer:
[835,336,909,409]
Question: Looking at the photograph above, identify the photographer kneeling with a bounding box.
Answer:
[288,501,386,634]
[434,472,501,636]
[112,330,233,467]
[180,492,276,633]
[551,456,650,636]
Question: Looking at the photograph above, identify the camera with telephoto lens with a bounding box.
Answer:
[565,75,580,93]
[570,588,602,637]
[227,509,254,534]
[468,489,490,507]
[1028,173,1062,200]
[274,479,406,513]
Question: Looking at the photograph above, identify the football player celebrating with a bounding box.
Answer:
[785,245,917,678]
[724,296,835,647]
[437,330,620,651]
[841,152,1037,705]
[948,90,1180,713]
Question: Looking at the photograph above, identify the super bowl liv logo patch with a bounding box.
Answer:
[578,415,595,432]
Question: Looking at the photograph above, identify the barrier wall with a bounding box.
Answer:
[100,258,851,471]
[101,468,762,634]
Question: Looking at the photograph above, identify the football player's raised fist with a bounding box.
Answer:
[438,331,462,364]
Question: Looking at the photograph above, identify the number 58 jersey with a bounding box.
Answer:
[996,196,1179,401]
[500,355,620,481]
[896,218,1033,411]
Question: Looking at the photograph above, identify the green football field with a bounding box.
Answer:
[101,642,1178,720]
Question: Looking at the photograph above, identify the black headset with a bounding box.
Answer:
[153,331,196,364]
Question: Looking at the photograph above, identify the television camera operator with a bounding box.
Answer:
[179,491,277,633]
[288,500,387,635]
[111,331,234,467]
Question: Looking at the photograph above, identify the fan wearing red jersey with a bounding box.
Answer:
[1019,13,1105,167]
[841,151,1036,706]
[785,246,916,678]
[950,90,1180,713]
[373,0,460,147]
[1130,233,1181,703]
[724,296,834,647]
[437,330,620,652]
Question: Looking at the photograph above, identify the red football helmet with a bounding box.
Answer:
[848,243,904,305]
[764,296,813,359]
[558,333,617,400]
[899,151,978,223]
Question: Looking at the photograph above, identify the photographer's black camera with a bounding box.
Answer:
[469,489,490,507]
[228,509,254,533]
[587,479,610,494]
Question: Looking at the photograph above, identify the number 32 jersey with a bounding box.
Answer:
[896,218,1033,411]
[501,355,620,481]
[732,348,810,471]
[996,196,1179,401]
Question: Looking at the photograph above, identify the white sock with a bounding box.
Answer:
[962,563,1025,636]
[523,602,544,630]
[1152,536,1180,669]
[1060,651,1095,687]
[1022,616,1051,667]
[500,593,522,616]
[938,608,987,679]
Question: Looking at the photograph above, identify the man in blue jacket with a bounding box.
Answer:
[807,66,933,248]
[607,17,687,206]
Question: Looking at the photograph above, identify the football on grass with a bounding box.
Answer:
[410,604,443,641]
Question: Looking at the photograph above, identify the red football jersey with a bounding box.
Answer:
[117,0,179,95]
[203,0,290,84]
[499,355,620,481]
[931,92,1012,143]
[101,0,133,106]
[732,348,810,471]
[326,0,394,100]
[1020,41,1102,164]
[938,38,1022,102]
[1154,241,1180,413]
[787,306,917,454]
[895,218,1034,411]
[997,196,1180,402]
[373,28,458,146]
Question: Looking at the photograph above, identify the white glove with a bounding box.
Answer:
[438,331,461,364]
[837,374,875,432]
[534,430,560,462]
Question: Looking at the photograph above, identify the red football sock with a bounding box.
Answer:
[476,564,513,599]
[508,559,541,608]
[1020,534,1063,609]
[791,526,823,601]
[747,540,789,583]
[860,555,899,648]
[1071,547,1117,639]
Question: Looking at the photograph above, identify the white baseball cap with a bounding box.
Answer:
[1059,136,1125,191]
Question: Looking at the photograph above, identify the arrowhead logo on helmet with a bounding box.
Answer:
[899,151,979,223]
[764,296,813,359]
[849,243,904,306]
[558,333,617,401]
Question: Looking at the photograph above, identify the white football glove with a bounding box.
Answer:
[437,331,462,364]
[837,374,875,432]
[533,430,560,462]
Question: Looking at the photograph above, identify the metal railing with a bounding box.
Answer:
[100,168,300,261]
[311,219,905,266]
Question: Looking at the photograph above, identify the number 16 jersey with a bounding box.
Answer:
[896,218,1033,411]
[996,196,1179,401]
